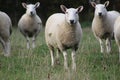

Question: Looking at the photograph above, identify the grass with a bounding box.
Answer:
[0,27,120,80]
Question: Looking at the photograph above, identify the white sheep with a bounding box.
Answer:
[45,5,83,70]
[18,2,42,49]
[91,1,120,53]
[114,16,120,62]
[0,11,12,56]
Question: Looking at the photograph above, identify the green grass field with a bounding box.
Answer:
[0,27,120,80]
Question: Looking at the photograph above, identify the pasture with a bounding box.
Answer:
[0,26,120,80]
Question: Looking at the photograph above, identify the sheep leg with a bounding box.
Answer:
[56,49,60,59]
[115,39,120,62]
[4,40,10,57]
[118,46,120,63]
[0,37,10,56]
[0,37,5,54]
[32,36,35,48]
[0,37,5,49]
[106,38,111,53]
[50,48,55,67]
[99,38,104,53]
[55,49,60,65]
[63,51,68,70]
[71,49,76,71]
[26,36,30,49]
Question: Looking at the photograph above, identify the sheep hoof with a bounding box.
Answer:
[72,66,76,71]
[4,54,10,57]
[27,46,30,49]
[32,45,35,49]
[51,63,55,67]
[119,59,120,63]
[107,52,110,54]
[107,50,111,54]
[55,59,60,65]
[64,67,69,72]
[100,50,104,53]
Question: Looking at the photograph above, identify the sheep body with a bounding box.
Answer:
[18,14,41,37]
[0,11,12,56]
[45,5,83,70]
[45,13,82,50]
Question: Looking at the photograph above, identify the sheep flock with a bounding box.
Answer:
[0,1,120,71]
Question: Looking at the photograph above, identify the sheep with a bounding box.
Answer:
[18,2,42,49]
[45,5,83,70]
[114,16,120,62]
[0,11,12,57]
[91,1,120,53]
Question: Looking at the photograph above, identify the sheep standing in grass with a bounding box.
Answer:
[114,16,120,62]
[91,1,120,53]
[18,2,42,49]
[0,11,12,56]
[45,5,83,70]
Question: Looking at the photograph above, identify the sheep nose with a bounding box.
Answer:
[70,20,74,24]
[30,12,33,15]
[98,13,102,16]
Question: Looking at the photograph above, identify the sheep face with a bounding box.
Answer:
[60,5,83,25]
[95,4,107,17]
[22,2,40,16]
[91,1,109,17]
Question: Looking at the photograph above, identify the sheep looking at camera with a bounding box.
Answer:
[45,5,83,70]
[91,1,120,53]
[0,11,12,56]
[18,2,42,49]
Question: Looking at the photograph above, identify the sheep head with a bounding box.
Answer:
[22,2,40,16]
[91,1,109,17]
[60,5,83,25]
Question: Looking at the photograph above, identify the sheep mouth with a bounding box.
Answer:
[30,14,34,17]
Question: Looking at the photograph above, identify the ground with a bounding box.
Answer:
[0,27,119,80]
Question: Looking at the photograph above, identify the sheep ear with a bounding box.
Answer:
[22,3,27,9]
[91,2,96,8]
[77,6,83,13]
[35,2,40,8]
[60,5,67,13]
[104,1,109,7]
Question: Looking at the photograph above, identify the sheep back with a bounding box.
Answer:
[45,13,82,51]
